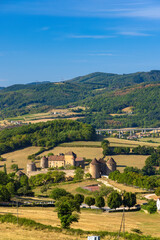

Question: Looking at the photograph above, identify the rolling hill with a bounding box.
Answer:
[0,70,159,128]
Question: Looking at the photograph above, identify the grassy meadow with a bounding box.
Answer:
[34,179,99,197]
[1,146,40,173]
[0,207,160,238]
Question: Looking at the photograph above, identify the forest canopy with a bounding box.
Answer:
[0,120,95,155]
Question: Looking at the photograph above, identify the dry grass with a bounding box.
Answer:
[122,106,133,113]
[43,147,103,159]
[1,146,40,173]
[108,137,160,148]
[0,207,160,238]
[34,179,98,196]
[105,155,147,172]
[138,137,160,143]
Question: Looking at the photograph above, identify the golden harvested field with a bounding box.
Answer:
[1,146,40,173]
[105,155,147,172]
[138,137,160,143]
[108,137,160,148]
[43,146,103,159]
[0,207,160,238]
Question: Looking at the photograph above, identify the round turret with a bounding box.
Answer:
[89,158,101,179]
[40,156,48,169]
[107,157,116,174]
[27,162,36,173]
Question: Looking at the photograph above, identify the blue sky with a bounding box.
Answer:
[1,0,160,86]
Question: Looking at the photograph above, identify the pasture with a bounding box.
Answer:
[1,146,40,173]
[0,207,160,238]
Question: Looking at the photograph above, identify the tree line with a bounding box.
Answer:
[0,120,95,155]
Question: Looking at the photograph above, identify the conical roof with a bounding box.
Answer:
[107,157,116,165]
[91,158,99,165]
[98,158,106,164]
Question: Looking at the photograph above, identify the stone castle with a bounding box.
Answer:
[89,157,117,178]
[27,152,116,179]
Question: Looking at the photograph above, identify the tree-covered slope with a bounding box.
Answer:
[0,120,95,155]
[79,84,160,128]
[0,70,159,128]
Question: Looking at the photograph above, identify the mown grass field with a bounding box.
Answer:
[1,146,40,173]
[0,207,160,238]
[105,155,147,172]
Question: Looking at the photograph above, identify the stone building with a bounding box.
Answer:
[40,156,48,169]
[41,151,85,169]
[27,162,36,174]
[89,157,116,179]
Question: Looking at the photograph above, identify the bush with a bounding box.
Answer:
[155,187,160,196]
[50,188,69,200]
[85,196,95,207]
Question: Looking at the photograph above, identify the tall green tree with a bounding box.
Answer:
[107,191,122,209]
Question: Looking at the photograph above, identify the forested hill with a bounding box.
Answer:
[68,70,160,90]
[0,70,159,128]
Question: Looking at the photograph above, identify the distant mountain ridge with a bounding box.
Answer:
[0,70,159,128]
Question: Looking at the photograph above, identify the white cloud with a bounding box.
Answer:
[40,26,50,31]
[69,35,115,39]
[119,31,153,36]
[1,0,160,20]
[88,53,113,56]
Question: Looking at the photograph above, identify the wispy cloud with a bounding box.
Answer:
[69,35,115,39]
[40,26,50,31]
[119,31,153,36]
[88,53,114,56]
[1,0,160,20]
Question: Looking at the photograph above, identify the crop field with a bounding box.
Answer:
[44,146,103,160]
[107,137,160,148]
[1,146,40,173]
[0,207,160,238]
[138,137,160,143]
[105,155,147,172]
[6,106,85,124]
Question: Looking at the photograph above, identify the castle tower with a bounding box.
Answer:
[27,162,36,173]
[98,158,107,175]
[40,156,48,169]
[89,158,101,179]
[106,157,116,175]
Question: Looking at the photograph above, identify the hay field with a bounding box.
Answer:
[0,207,160,238]
[1,146,40,173]
[138,137,160,143]
[105,155,147,172]
[43,146,103,159]
[108,137,160,148]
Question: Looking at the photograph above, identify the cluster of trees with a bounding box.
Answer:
[0,120,95,155]
[132,145,156,155]
[101,140,157,157]
[107,191,136,209]
[29,171,66,187]
[109,170,160,190]
[0,171,33,201]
